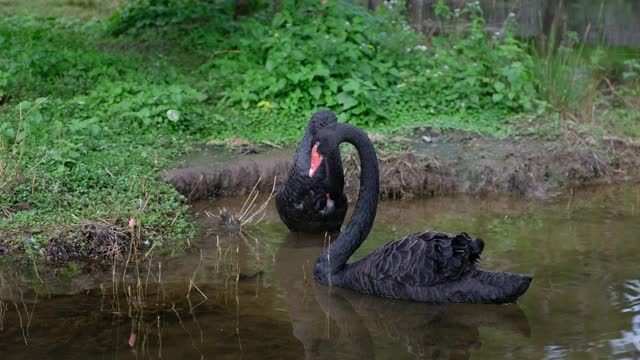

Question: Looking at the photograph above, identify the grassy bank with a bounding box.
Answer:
[0,0,638,261]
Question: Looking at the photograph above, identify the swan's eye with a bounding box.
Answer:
[315,142,319,147]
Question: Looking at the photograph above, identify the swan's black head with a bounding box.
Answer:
[309,125,339,178]
[308,110,338,135]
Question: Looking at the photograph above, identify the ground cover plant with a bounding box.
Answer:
[0,0,637,262]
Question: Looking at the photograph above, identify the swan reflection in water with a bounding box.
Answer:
[275,234,531,359]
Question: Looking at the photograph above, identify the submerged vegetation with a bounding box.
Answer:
[0,0,638,261]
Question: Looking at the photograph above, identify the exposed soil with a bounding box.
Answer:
[164,130,640,201]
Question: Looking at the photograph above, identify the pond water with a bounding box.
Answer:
[1,184,639,359]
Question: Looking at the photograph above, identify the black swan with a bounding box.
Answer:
[310,123,532,304]
[276,110,348,233]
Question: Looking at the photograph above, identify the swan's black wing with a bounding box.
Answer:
[276,178,348,233]
[344,231,484,287]
[338,231,532,304]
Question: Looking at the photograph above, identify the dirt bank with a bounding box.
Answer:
[164,130,640,201]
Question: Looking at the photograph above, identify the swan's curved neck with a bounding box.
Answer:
[317,124,379,279]
[322,148,345,197]
[293,130,314,171]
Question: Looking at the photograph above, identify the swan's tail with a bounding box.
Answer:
[459,269,532,304]
[469,237,484,263]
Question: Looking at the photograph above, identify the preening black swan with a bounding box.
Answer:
[275,110,348,233]
[311,123,532,304]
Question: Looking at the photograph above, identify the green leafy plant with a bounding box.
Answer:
[622,58,640,87]
[405,1,537,114]
[203,0,419,126]
[107,0,229,35]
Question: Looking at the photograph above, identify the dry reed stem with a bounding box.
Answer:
[207,176,277,229]
[241,176,277,226]
[187,249,209,309]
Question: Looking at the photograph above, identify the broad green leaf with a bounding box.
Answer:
[265,58,275,71]
[272,12,287,28]
[343,79,361,93]
[314,63,330,78]
[337,92,358,110]
[287,72,301,83]
[309,86,321,100]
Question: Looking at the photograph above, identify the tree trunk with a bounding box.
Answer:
[367,0,383,10]
[273,0,282,13]
[234,0,250,19]
[540,0,566,53]
[407,0,426,34]
[408,0,444,36]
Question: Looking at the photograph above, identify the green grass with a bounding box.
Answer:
[0,0,120,19]
[0,0,638,260]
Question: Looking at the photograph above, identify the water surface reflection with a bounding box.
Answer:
[0,184,638,359]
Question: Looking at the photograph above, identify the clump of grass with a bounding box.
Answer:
[532,28,601,117]
[206,177,277,231]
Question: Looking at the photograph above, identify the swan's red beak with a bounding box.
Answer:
[309,143,323,177]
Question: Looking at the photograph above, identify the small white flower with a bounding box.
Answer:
[345,21,350,27]
[286,23,291,28]
[406,47,412,52]
[426,69,431,73]
[472,63,478,67]
[415,66,421,71]
[324,35,330,40]
[461,102,466,107]
[268,31,273,35]
[361,42,366,48]
[494,31,501,37]
[332,39,337,43]
[443,65,449,71]
[167,109,180,122]
[508,12,516,18]
[434,53,439,58]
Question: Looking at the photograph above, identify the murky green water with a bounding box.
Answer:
[1,184,639,359]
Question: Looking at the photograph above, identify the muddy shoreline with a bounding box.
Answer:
[2,130,637,263]
[165,130,640,201]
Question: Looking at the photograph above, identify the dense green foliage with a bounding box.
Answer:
[107,0,229,35]
[0,16,194,253]
[193,0,538,127]
[0,0,637,257]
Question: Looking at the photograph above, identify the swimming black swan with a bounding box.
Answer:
[311,123,532,304]
[276,110,348,233]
